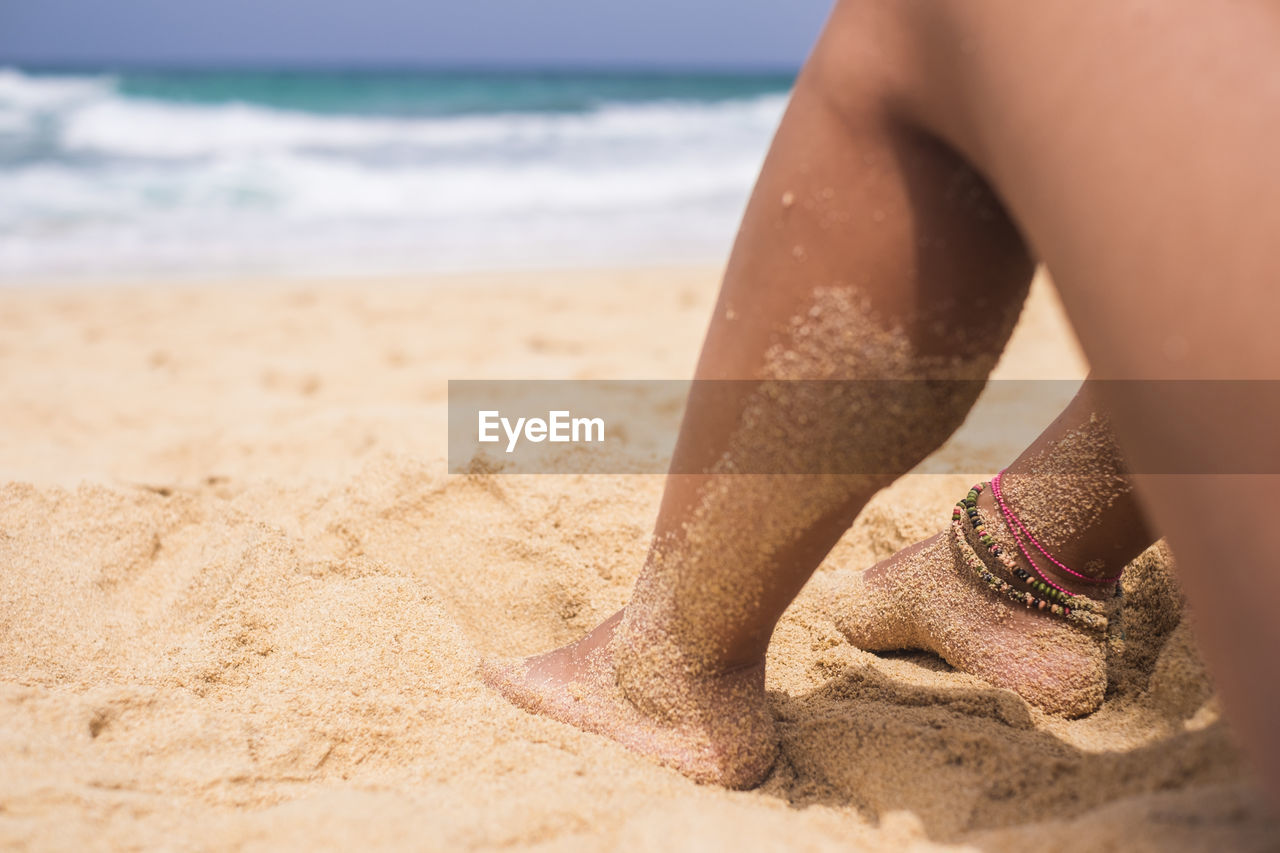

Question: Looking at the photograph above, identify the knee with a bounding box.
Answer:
[800,0,932,128]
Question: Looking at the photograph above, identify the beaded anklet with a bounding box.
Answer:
[991,470,1124,586]
[951,484,1116,633]
[956,483,1112,613]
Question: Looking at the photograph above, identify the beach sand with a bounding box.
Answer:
[0,268,1274,850]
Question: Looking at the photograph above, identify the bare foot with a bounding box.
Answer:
[481,610,778,788]
[827,490,1112,717]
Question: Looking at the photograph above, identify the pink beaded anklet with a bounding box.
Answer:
[991,470,1123,588]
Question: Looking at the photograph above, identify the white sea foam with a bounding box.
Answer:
[0,68,787,279]
[0,68,112,108]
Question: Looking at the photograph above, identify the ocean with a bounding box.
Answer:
[0,67,792,281]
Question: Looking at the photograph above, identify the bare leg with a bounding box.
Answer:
[880,0,1280,799]
[486,5,1034,788]
[833,380,1157,714]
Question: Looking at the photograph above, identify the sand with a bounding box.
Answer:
[0,268,1274,850]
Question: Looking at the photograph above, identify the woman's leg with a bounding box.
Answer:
[882,0,1280,799]
[486,5,1035,788]
[833,380,1157,715]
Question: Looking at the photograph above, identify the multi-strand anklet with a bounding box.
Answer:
[951,482,1118,633]
[991,470,1123,587]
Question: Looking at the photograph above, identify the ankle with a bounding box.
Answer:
[974,487,1120,602]
[953,482,1119,635]
[612,607,770,723]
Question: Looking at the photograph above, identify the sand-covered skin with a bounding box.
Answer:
[0,269,1275,850]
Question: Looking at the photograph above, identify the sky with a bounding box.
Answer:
[0,0,835,69]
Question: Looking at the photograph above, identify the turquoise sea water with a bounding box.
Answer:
[0,68,793,279]
[114,69,793,116]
